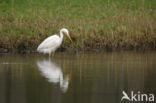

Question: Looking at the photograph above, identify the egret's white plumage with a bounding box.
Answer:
[37,28,72,56]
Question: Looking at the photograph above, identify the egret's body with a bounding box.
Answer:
[37,28,72,57]
[37,35,62,55]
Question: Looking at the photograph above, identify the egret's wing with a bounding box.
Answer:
[37,34,60,50]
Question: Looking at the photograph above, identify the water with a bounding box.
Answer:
[0,51,156,103]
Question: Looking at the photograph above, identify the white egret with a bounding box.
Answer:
[37,28,72,57]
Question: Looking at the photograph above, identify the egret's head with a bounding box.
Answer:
[60,28,72,42]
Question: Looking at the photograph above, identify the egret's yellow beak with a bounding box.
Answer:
[67,34,72,42]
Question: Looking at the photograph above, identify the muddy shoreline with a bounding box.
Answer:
[0,47,155,54]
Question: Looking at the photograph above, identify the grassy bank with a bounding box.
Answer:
[0,0,156,52]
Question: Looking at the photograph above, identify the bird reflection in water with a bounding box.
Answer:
[37,59,72,93]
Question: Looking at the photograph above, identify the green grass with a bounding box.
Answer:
[0,0,155,51]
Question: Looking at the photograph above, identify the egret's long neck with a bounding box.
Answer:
[60,31,64,41]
